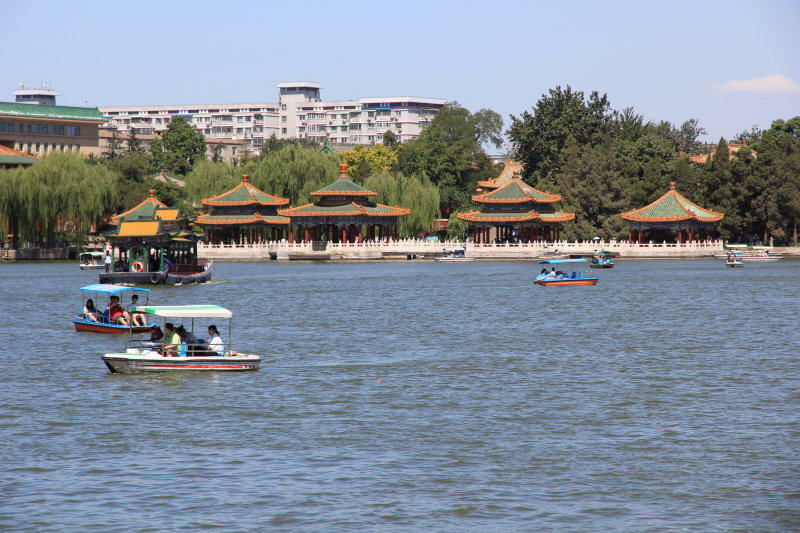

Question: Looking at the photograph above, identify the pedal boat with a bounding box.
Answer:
[535,259,599,286]
[435,247,474,262]
[74,284,156,333]
[102,304,261,374]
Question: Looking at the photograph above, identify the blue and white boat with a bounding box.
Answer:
[534,259,599,286]
[73,284,156,333]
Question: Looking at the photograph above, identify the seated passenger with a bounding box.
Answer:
[106,295,127,325]
[82,298,100,322]
[206,325,224,356]
[124,294,146,327]
[176,325,203,354]
[159,323,180,356]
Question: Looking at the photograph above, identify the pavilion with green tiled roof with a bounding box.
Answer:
[458,178,575,243]
[196,174,290,244]
[0,145,37,167]
[620,182,724,243]
[105,190,202,274]
[278,164,410,243]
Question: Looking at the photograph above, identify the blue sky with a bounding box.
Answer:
[3,0,798,147]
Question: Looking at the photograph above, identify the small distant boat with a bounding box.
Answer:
[435,247,474,262]
[742,252,781,262]
[101,304,261,374]
[725,256,744,267]
[589,250,615,269]
[79,251,106,270]
[534,259,599,286]
[74,284,156,333]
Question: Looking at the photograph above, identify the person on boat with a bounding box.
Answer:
[176,325,202,354]
[160,323,180,356]
[206,325,224,355]
[82,298,100,322]
[149,325,163,343]
[124,294,146,327]
[540,268,548,275]
[104,251,112,273]
[106,295,127,325]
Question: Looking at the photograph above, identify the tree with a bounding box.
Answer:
[185,160,240,205]
[398,102,502,212]
[383,129,398,147]
[508,85,613,182]
[364,171,440,238]
[242,144,339,205]
[340,144,398,181]
[151,116,207,174]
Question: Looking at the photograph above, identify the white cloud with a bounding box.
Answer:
[714,74,800,94]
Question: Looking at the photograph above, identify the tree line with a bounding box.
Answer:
[1,92,798,248]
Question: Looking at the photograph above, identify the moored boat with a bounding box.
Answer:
[535,259,599,286]
[79,251,106,270]
[435,247,474,262]
[74,284,156,333]
[101,304,261,374]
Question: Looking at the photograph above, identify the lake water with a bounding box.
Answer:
[1,259,798,532]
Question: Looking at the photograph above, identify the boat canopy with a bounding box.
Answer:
[80,251,105,257]
[443,247,465,252]
[538,259,587,264]
[726,244,748,249]
[79,284,152,294]
[131,304,233,318]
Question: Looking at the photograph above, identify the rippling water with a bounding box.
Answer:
[1,259,798,532]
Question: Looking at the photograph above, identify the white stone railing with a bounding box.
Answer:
[197,239,725,260]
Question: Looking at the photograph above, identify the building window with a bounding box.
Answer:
[54,125,65,135]
[0,122,13,133]
[18,123,23,133]
[68,126,81,136]
[281,128,287,134]
[38,124,49,134]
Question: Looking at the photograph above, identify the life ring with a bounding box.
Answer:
[150,273,161,284]
[132,261,144,272]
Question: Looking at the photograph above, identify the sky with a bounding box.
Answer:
[2,0,798,149]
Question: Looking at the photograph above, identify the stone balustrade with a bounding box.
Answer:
[197,239,726,260]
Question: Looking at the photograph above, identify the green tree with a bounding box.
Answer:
[151,116,207,174]
[398,102,502,212]
[243,144,339,205]
[340,144,398,180]
[185,160,240,205]
[364,171,440,238]
[508,85,613,182]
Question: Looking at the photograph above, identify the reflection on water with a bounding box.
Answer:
[1,259,798,531]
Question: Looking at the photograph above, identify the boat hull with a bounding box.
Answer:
[435,258,474,262]
[534,278,599,286]
[726,262,744,267]
[74,318,154,334]
[589,263,614,268]
[99,262,213,285]
[102,351,261,374]
[80,265,105,270]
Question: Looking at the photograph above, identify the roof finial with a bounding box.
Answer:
[669,181,676,190]
[242,174,249,183]
[149,189,155,197]
[339,163,348,178]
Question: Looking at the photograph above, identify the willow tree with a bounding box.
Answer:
[242,144,339,205]
[185,160,239,205]
[364,171,440,238]
[21,152,117,247]
[0,166,28,246]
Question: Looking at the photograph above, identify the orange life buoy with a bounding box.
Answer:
[132,261,144,272]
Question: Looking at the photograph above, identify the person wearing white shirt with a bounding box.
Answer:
[207,325,224,355]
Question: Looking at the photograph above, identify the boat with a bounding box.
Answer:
[534,259,599,286]
[725,254,744,267]
[99,261,213,285]
[101,304,261,374]
[435,247,474,262]
[589,250,615,268]
[714,245,782,261]
[79,251,106,270]
[74,284,157,333]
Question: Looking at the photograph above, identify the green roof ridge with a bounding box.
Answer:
[0,101,106,122]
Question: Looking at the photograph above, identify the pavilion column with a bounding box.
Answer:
[289,225,294,243]
[342,226,347,243]
[628,229,633,244]
[688,229,693,243]
[385,225,390,243]
[358,225,363,243]
[304,225,309,243]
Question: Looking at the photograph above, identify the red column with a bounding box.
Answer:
[289,225,294,243]
[358,225,363,243]
[304,226,309,243]
[342,226,347,243]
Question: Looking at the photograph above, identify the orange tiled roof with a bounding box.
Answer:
[689,143,752,164]
[458,210,575,223]
[201,175,290,207]
[621,182,724,222]
[477,160,524,188]
[472,178,561,204]
[116,220,161,237]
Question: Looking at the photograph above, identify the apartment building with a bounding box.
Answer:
[100,82,446,158]
[0,84,106,157]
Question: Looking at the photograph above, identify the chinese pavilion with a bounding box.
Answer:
[195,174,289,244]
[620,182,724,243]
[458,178,575,243]
[476,159,524,190]
[106,190,203,275]
[278,164,410,243]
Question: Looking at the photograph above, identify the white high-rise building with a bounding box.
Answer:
[99,82,446,158]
